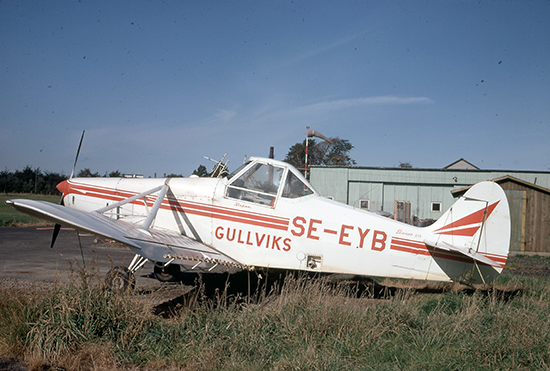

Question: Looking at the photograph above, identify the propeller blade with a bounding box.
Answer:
[69,130,85,179]
[51,130,83,248]
[50,223,61,248]
[51,188,65,248]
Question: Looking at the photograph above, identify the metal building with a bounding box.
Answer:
[309,159,550,234]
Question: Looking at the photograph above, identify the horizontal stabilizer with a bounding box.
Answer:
[424,237,500,267]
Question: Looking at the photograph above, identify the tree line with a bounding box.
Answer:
[2,137,355,194]
[1,167,66,195]
[0,167,124,194]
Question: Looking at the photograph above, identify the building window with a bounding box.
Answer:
[360,199,370,210]
[431,202,442,212]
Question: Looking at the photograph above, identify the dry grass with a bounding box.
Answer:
[1,267,550,370]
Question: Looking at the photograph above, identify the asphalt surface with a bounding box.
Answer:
[0,226,156,285]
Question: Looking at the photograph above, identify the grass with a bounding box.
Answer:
[1,268,550,370]
[0,193,60,226]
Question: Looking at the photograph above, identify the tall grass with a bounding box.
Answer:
[1,270,550,370]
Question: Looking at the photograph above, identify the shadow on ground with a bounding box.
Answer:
[151,269,524,318]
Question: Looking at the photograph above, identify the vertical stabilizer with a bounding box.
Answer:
[424,181,511,283]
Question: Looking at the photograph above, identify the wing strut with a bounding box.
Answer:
[94,184,165,213]
[94,181,171,232]
[141,183,169,231]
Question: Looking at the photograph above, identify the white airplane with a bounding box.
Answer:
[7,156,510,291]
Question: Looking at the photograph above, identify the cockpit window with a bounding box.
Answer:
[227,161,251,180]
[282,171,314,198]
[226,163,284,206]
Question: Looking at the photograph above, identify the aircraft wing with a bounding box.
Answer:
[6,199,244,268]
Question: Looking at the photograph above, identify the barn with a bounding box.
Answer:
[452,176,550,254]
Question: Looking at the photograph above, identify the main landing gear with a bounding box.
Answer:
[105,266,135,293]
[153,263,181,282]
[105,254,181,293]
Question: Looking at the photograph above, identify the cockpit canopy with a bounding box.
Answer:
[226,158,315,207]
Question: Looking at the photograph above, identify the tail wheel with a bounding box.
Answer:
[105,266,135,293]
[154,263,181,282]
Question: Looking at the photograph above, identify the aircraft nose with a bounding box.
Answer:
[57,180,70,195]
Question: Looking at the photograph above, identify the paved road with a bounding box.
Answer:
[0,226,156,285]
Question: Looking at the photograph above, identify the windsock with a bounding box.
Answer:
[307,129,334,145]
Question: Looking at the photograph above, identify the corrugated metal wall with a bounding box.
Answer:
[310,167,550,253]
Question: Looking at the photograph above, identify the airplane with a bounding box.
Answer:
[6,156,511,291]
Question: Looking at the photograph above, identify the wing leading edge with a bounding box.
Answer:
[6,199,245,269]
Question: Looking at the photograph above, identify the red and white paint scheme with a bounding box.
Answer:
[7,157,510,287]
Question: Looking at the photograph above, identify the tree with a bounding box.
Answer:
[77,168,100,177]
[324,138,356,166]
[283,137,356,170]
[191,163,229,178]
[192,165,209,177]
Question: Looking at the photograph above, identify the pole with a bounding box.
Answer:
[304,126,310,177]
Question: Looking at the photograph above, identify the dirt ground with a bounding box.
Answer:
[0,226,144,283]
[0,226,204,310]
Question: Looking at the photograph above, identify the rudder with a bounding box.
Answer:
[425,181,511,283]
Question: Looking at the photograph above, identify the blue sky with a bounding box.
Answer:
[1,0,549,177]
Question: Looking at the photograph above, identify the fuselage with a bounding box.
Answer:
[57,157,506,283]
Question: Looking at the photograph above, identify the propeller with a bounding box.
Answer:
[50,130,85,248]
[69,130,85,180]
[50,219,61,248]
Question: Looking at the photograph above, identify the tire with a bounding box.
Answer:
[154,263,181,282]
[105,266,135,293]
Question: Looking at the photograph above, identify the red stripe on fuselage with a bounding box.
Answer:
[390,237,506,268]
[64,181,289,231]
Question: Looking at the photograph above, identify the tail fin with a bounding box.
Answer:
[424,181,510,284]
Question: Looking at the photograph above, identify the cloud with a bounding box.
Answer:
[283,95,434,118]
[201,109,238,127]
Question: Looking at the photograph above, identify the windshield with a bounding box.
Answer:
[226,161,251,180]
[226,163,284,206]
[282,171,314,198]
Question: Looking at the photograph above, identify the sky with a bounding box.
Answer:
[1,0,549,177]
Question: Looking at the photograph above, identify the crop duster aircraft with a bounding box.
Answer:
[7,157,510,291]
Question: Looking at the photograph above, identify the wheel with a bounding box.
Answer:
[105,266,135,293]
[154,263,181,282]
